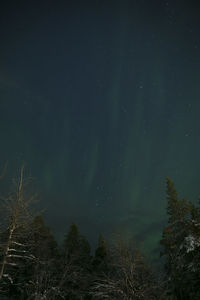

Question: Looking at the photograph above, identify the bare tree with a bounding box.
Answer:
[90,239,160,300]
[0,164,36,290]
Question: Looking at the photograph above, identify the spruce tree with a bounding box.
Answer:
[63,222,91,267]
[160,177,199,299]
[19,215,59,299]
[28,215,58,260]
[61,222,92,299]
[93,234,108,273]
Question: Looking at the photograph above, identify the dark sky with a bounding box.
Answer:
[1,0,200,256]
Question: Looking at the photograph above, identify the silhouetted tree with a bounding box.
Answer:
[160,177,200,299]
[93,234,109,274]
[0,164,36,298]
[91,239,159,299]
[58,222,92,299]
[23,215,60,299]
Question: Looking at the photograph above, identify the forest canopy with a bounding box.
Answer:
[0,166,200,299]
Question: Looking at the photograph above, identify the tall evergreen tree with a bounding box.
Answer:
[93,234,109,273]
[63,222,91,267]
[160,177,200,299]
[28,215,58,260]
[23,215,60,299]
[60,222,92,299]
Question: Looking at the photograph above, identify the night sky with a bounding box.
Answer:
[1,0,200,256]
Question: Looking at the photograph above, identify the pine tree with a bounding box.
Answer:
[60,222,92,299]
[93,234,108,273]
[160,177,200,299]
[28,215,58,261]
[181,198,200,299]
[23,215,60,299]
[63,222,91,267]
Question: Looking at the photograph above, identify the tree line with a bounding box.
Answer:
[0,165,200,299]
